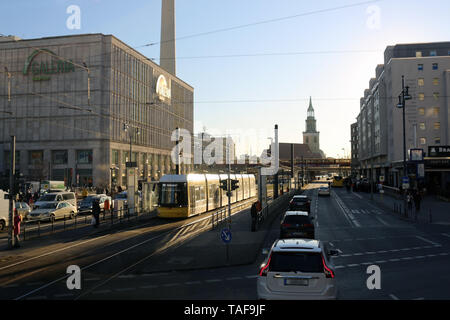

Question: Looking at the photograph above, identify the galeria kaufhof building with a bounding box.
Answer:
[0,33,194,188]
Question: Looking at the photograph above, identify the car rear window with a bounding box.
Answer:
[269,252,323,273]
[283,216,311,225]
[63,193,74,200]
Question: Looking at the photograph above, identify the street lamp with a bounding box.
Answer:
[396,75,412,215]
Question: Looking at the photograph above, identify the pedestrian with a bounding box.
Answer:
[407,191,413,213]
[250,202,258,232]
[92,198,101,228]
[414,190,421,212]
[13,210,22,248]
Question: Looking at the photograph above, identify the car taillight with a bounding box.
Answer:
[281,223,292,228]
[259,255,271,277]
[322,255,335,278]
[304,224,314,228]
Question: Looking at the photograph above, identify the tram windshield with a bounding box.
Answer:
[159,183,187,206]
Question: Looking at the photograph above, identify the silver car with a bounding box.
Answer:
[28,201,78,222]
[257,239,338,300]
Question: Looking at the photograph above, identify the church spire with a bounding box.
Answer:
[307,96,315,118]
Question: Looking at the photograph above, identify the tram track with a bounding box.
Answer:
[1,198,256,300]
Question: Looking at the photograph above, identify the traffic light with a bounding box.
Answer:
[230,179,239,191]
[220,179,228,191]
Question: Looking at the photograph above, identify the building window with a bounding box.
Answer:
[432,63,438,70]
[417,78,424,86]
[432,107,440,116]
[418,64,423,71]
[416,51,422,57]
[418,93,425,101]
[418,107,425,116]
[77,150,93,164]
[28,150,43,165]
[419,122,426,130]
[112,149,119,165]
[433,78,439,86]
[433,92,439,100]
[434,122,440,130]
[430,50,437,56]
[420,138,426,145]
[52,150,68,165]
[434,137,441,144]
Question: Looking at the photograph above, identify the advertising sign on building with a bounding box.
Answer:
[428,146,450,157]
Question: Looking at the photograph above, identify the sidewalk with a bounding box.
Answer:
[129,190,297,274]
[353,190,450,225]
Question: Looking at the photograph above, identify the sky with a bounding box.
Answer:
[1,0,450,158]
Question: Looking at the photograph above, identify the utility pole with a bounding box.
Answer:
[396,75,411,216]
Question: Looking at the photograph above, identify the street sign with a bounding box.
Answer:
[220,228,232,244]
[402,176,409,189]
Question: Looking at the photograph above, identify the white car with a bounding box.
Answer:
[257,239,338,300]
[28,201,78,222]
[318,186,330,196]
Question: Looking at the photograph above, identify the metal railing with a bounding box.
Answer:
[20,205,156,241]
[211,198,255,229]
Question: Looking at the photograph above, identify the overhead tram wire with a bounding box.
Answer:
[136,0,384,48]
[1,0,386,66]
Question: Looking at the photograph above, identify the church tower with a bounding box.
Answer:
[303,97,324,158]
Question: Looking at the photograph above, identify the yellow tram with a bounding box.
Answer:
[157,173,257,218]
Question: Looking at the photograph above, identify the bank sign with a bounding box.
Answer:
[23,49,75,81]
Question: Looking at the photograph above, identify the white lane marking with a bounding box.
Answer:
[26,296,48,300]
[245,275,258,279]
[54,293,74,298]
[205,279,222,283]
[416,236,441,246]
[115,287,134,291]
[0,234,110,272]
[139,285,158,289]
[352,192,363,199]
[441,233,450,238]
[375,216,390,227]
[162,283,180,287]
[92,290,111,294]
[413,297,425,300]
[226,277,242,281]
[333,192,359,228]
[389,294,400,300]
[184,281,201,285]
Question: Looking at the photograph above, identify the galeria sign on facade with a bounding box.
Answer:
[23,49,75,81]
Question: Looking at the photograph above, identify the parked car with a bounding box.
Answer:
[28,201,78,222]
[318,186,330,196]
[257,239,339,300]
[15,202,32,220]
[78,194,112,214]
[288,195,311,213]
[280,211,315,239]
[33,192,77,209]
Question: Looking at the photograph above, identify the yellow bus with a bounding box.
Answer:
[331,176,344,187]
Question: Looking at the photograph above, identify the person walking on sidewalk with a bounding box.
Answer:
[407,191,413,214]
[413,190,421,213]
[250,202,258,232]
[13,210,22,248]
[92,198,101,228]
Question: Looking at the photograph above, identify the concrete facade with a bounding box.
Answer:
[355,42,450,191]
[0,33,194,189]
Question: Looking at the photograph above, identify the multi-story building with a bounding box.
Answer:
[0,33,194,189]
[350,122,359,176]
[354,42,450,192]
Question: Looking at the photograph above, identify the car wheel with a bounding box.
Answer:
[70,211,75,219]
[50,214,55,223]
[0,220,5,231]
